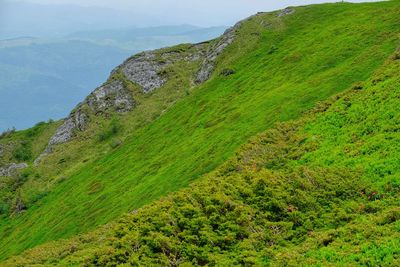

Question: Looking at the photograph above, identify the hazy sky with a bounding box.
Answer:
[0,0,381,38]
[3,0,380,27]
[19,0,379,8]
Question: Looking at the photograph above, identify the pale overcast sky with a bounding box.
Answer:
[0,0,381,38]
[20,0,379,8]
[4,0,380,26]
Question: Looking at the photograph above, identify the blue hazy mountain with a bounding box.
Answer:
[0,40,131,131]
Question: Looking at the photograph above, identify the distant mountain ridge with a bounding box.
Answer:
[66,25,228,50]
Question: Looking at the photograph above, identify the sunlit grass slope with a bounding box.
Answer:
[1,0,399,260]
[5,43,400,267]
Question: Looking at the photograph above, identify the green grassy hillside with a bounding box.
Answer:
[5,44,400,267]
[1,0,400,262]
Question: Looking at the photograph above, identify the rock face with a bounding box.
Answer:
[118,47,205,94]
[87,80,134,113]
[196,22,240,84]
[46,113,86,151]
[196,22,241,83]
[45,80,134,150]
[120,52,167,94]
[35,80,135,164]
[278,7,295,17]
[0,163,28,177]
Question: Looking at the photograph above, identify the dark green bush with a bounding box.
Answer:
[12,142,32,162]
[98,119,122,142]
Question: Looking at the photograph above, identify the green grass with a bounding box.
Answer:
[1,0,400,261]
[0,121,59,216]
[4,46,400,266]
[0,121,59,164]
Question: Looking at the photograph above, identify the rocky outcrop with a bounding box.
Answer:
[46,113,86,151]
[35,80,135,164]
[118,47,205,94]
[38,107,89,159]
[0,163,28,177]
[196,23,240,84]
[45,82,133,149]
[195,12,273,84]
[0,144,3,157]
[278,7,295,17]
[87,80,134,113]
[119,52,167,94]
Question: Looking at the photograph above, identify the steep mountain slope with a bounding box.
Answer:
[4,42,400,267]
[0,0,399,262]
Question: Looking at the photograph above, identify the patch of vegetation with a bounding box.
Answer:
[0,121,59,218]
[0,128,16,139]
[0,120,58,164]
[98,118,122,142]
[220,68,235,77]
[12,141,32,161]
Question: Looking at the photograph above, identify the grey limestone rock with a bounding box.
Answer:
[35,80,134,164]
[53,80,133,147]
[0,163,28,177]
[119,45,207,94]
[44,107,90,153]
[48,118,76,147]
[87,80,134,113]
[120,52,167,94]
[196,21,241,83]
[278,7,295,17]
